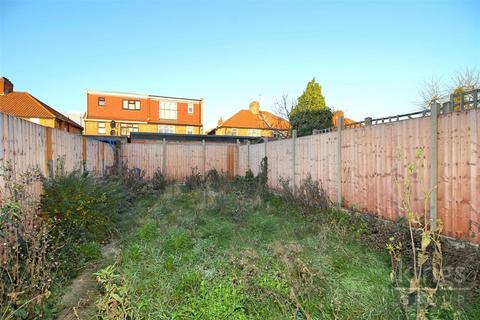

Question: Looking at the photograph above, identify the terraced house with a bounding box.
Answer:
[84,90,203,136]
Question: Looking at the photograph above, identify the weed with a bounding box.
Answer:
[184,167,204,191]
[94,265,132,319]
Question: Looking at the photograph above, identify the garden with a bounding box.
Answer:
[1,159,480,319]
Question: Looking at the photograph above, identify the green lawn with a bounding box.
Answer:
[102,187,405,319]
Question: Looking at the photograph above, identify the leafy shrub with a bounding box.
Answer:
[41,170,128,241]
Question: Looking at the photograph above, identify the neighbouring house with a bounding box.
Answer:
[0,77,83,133]
[84,90,203,136]
[208,100,290,137]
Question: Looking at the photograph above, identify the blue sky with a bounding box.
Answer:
[1,0,478,129]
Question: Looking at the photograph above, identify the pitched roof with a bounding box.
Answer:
[220,109,290,130]
[0,91,83,129]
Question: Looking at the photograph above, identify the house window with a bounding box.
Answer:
[122,100,140,110]
[186,126,194,135]
[98,122,106,134]
[188,103,194,114]
[98,97,105,106]
[158,125,176,134]
[160,102,177,119]
[120,123,139,135]
[248,129,261,137]
[230,128,237,136]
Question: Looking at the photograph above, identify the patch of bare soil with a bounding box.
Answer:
[346,209,480,295]
[57,243,119,320]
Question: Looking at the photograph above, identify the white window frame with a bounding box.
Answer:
[122,100,140,110]
[120,123,139,135]
[98,97,105,106]
[98,122,106,134]
[158,125,176,134]
[186,126,194,135]
[187,103,194,114]
[159,101,177,120]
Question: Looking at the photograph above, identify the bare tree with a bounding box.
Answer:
[418,76,445,109]
[450,67,480,92]
[258,93,296,138]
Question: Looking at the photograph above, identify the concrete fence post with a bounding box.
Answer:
[82,136,87,173]
[247,140,251,171]
[292,129,297,192]
[264,137,268,158]
[337,116,344,206]
[365,117,372,126]
[236,139,240,176]
[430,103,439,231]
[202,139,206,174]
[162,138,167,176]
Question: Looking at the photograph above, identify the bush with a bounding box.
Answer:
[41,170,128,241]
[204,169,228,192]
[0,165,55,318]
[150,168,168,192]
[105,163,148,198]
[184,167,204,191]
[231,157,270,200]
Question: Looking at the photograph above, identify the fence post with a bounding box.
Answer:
[264,137,268,158]
[162,138,167,176]
[292,129,297,192]
[247,140,251,171]
[430,103,439,231]
[337,117,344,206]
[82,136,87,173]
[202,139,206,174]
[365,117,372,126]
[236,139,240,176]
[45,127,53,176]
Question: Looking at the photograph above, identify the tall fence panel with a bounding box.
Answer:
[122,141,237,180]
[122,142,164,178]
[341,116,431,223]
[0,112,116,202]
[52,129,83,173]
[437,110,480,242]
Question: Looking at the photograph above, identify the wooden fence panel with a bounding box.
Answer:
[52,129,83,173]
[265,139,293,188]
[438,110,480,242]
[0,112,47,200]
[341,117,431,223]
[122,142,163,178]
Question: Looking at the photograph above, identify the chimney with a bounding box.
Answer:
[218,117,223,126]
[0,77,14,95]
[249,100,260,114]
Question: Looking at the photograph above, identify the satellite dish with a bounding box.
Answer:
[110,129,116,136]
[110,120,116,128]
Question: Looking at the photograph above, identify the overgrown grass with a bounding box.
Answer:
[104,187,404,319]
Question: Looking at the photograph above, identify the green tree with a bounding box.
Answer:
[290,78,333,136]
